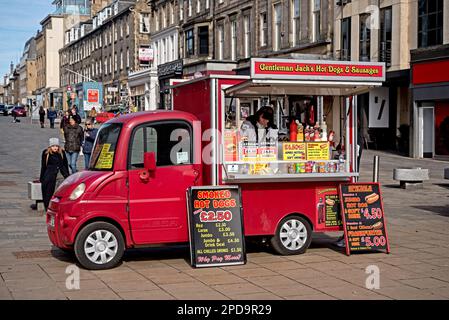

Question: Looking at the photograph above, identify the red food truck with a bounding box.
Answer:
[47,58,385,269]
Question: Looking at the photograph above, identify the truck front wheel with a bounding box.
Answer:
[74,222,125,270]
[271,216,312,255]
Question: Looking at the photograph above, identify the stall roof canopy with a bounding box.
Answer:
[224,79,383,97]
[226,58,386,97]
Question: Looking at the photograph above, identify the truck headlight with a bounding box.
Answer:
[69,183,86,201]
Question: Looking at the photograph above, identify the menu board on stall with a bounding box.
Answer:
[283,143,306,161]
[240,142,258,162]
[339,183,390,256]
[187,186,246,268]
[224,130,238,162]
[306,142,330,161]
[316,187,342,228]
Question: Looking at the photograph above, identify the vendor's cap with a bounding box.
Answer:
[49,138,60,147]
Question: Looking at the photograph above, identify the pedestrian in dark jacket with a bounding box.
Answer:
[40,138,69,211]
[39,106,46,128]
[71,107,82,125]
[60,110,70,134]
[63,116,84,174]
[47,107,57,129]
[83,117,99,169]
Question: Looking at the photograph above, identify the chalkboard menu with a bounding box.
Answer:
[339,183,390,256]
[187,186,246,268]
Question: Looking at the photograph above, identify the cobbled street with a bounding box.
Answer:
[0,116,448,300]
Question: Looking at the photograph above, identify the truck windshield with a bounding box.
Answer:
[89,123,122,171]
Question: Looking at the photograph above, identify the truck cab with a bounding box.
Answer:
[47,111,203,269]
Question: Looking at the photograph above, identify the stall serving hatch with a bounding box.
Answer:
[220,58,386,183]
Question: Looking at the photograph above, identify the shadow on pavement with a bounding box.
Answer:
[412,205,449,217]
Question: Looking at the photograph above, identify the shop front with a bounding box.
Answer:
[158,59,183,109]
[411,45,449,159]
[74,82,103,118]
[128,68,158,111]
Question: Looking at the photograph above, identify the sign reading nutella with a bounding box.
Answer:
[251,58,386,82]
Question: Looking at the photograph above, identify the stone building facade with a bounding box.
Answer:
[60,0,152,109]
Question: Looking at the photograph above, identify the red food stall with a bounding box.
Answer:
[171,58,385,252]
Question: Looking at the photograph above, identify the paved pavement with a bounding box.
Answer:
[0,115,448,300]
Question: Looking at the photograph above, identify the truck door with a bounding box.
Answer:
[128,120,199,244]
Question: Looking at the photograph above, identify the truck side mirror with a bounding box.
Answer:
[144,152,157,172]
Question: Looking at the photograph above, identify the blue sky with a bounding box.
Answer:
[0,0,54,77]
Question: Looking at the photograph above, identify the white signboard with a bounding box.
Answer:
[139,48,154,62]
[369,87,389,128]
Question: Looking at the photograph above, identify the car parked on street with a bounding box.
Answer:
[0,104,6,114]
[3,105,14,116]
[11,106,27,117]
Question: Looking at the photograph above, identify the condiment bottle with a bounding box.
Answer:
[289,120,297,141]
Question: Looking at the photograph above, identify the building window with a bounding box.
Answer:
[120,51,124,70]
[231,19,237,60]
[170,3,174,25]
[114,52,118,72]
[380,7,392,67]
[126,17,130,35]
[162,7,166,29]
[359,14,371,61]
[206,0,210,9]
[418,0,444,48]
[341,17,351,61]
[140,13,150,33]
[218,24,224,60]
[199,26,209,55]
[180,0,184,21]
[185,29,194,57]
[127,48,130,69]
[197,0,201,13]
[312,0,321,42]
[188,0,192,17]
[243,15,251,58]
[273,3,282,51]
[292,0,301,46]
[260,12,268,47]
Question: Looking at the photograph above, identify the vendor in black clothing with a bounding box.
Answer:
[40,138,70,211]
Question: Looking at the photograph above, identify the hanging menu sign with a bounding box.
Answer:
[187,186,246,268]
[339,183,390,256]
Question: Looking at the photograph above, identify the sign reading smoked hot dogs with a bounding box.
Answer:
[339,183,390,256]
[251,58,386,82]
[187,186,246,268]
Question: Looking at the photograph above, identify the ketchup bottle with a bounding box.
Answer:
[289,120,298,141]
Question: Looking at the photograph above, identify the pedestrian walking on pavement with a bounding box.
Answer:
[39,106,46,128]
[71,106,82,125]
[60,110,70,135]
[88,107,97,124]
[82,117,99,169]
[63,116,84,174]
[40,138,69,212]
[47,107,57,129]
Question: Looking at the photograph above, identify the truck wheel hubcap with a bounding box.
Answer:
[84,230,118,265]
[279,219,307,251]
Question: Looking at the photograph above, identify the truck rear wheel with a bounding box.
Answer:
[271,216,312,255]
[74,222,125,270]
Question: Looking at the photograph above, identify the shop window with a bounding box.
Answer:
[199,26,209,55]
[359,13,371,62]
[185,29,194,57]
[418,0,444,48]
[379,7,392,67]
[129,122,192,169]
[341,17,351,61]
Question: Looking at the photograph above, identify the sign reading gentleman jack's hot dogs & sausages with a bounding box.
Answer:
[339,183,390,256]
[187,186,246,268]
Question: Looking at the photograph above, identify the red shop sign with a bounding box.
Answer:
[251,58,386,82]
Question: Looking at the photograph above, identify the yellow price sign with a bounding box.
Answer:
[306,142,330,161]
[283,142,306,161]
